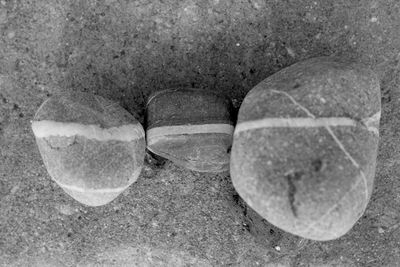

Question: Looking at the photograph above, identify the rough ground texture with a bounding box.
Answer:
[1,0,400,266]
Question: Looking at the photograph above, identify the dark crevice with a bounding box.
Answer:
[45,139,61,150]
[293,82,301,89]
[285,171,303,217]
[312,158,327,172]
[145,149,167,167]
[312,159,322,172]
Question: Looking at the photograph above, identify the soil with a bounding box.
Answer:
[1,1,400,266]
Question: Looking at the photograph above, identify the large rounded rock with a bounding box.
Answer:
[231,57,381,241]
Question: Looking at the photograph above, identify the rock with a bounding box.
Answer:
[231,57,381,240]
[146,88,234,172]
[31,92,146,206]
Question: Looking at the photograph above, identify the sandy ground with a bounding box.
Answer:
[1,0,400,266]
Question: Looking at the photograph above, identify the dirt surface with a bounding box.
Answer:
[1,0,400,266]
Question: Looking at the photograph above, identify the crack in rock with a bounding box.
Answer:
[45,136,78,150]
[285,171,303,217]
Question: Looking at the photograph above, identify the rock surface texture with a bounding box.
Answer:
[231,57,381,241]
[31,92,146,206]
[146,88,234,172]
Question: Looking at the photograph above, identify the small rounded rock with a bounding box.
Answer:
[31,92,146,206]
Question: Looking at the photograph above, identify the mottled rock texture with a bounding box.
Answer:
[32,92,145,206]
[231,57,380,240]
[146,88,234,172]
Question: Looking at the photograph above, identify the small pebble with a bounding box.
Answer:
[286,47,296,58]
[27,194,38,201]
[146,88,234,173]
[0,10,7,24]
[370,17,378,23]
[7,31,15,39]
[10,185,19,194]
[56,204,77,216]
